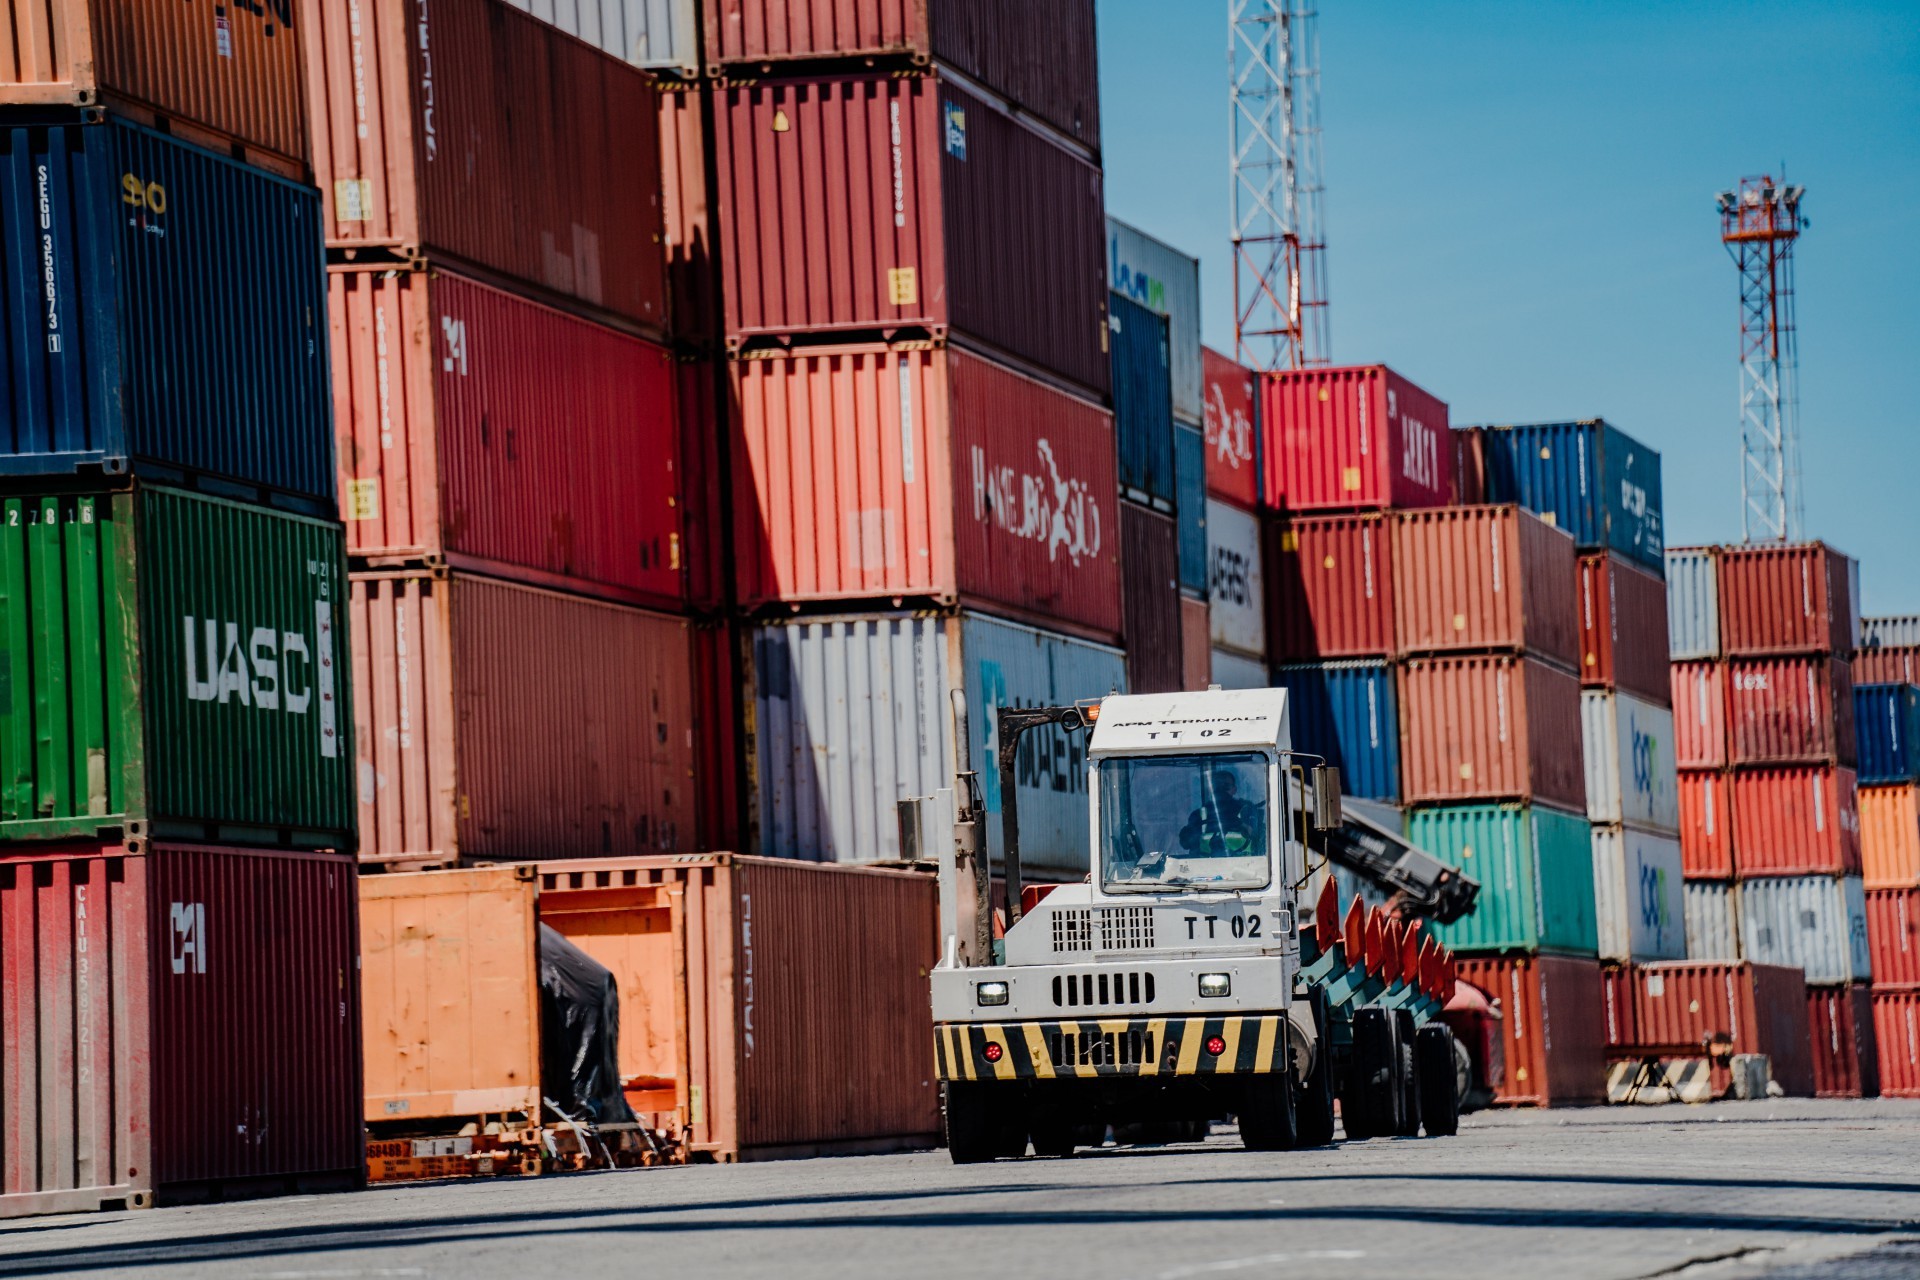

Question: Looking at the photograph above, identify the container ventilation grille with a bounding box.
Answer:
[1051,971,1156,1009]
[1052,909,1094,952]
[1099,906,1155,950]
[1049,1027,1155,1070]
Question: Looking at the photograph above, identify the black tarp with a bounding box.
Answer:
[538,924,636,1126]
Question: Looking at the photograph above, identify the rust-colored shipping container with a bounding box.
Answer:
[1451,955,1606,1107]
[711,71,1108,394]
[1858,646,1920,685]
[1259,365,1450,513]
[303,0,666,327]
[1679,770,1734,879]
[1202,346,1259,509]
[1718,542,1856,658]
[1,842,361,1218]
[536,855,942,1160]
[1451,426,1488,505]
[730,343,1120,637]
[1122,503,1182,694]
[1874,990,1920,1097]
[1392,506,1579,669]
[679,354,732,614]
[350,571,697,867]
[1601,963,1636,1048]
[660,83,721,345]
[1267,514,1395,660]
[691,620,744,851]
[701,0,1100,154]
[1398,654,1585,809]
[1866,888,1920,988]
[1862,783,1920,888]
[1672,661,1728,770]
[1727,657,1856,768]
[1181,597,1212,690]
[0,0,309,176]
[1576,552,1670,702]
[1624,961,1816,1096]
[1729,766,1861,878]
[1808,984,1880,1098]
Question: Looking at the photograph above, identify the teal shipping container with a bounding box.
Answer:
[1412,802,1597,956]
[1481,420,1663,575]
[0,487,354,845]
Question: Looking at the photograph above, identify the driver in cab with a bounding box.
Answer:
[1179,768,1261,855]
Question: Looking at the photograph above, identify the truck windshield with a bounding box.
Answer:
[1099,752,1271,893]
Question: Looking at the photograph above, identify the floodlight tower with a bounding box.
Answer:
[1716,177,1807,543]
[1229,0,1327,370]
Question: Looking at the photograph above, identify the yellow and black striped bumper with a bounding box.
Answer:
[935,1016,1288,1082]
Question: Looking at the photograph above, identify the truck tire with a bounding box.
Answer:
[1342,1008,1398,1141]
[1295,990,1338,1147]
[1393,1010,1423,1138]
[1417,1024,1462,1137]
[1238,1070,1298,1151]
[943,1082,1002,1164]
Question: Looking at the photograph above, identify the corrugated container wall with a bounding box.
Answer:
[1876,991,1920,1098]
[658,84,721,347]
[1683,880,1740,960]
[1581,690,1679,830]
[1863,617,1920,650]
[1209,647,1269,691]
[1201,347,1259,508]
[1122,505,1183,695]
[1730,766,1860,878]
[1856,684,1920,784]
[691,620,744,850]
[1267,515,1395,660]
[505,0,703,75]
[1398,655,1585,810]
[1578,553,1670,702]
[1717,542,1856,657]
[303,0,666,328]
[1412,803,1597,956]
[1861,783,1920,888]
[1392,507,1579,668]
[1260,365,1450,513]
[1480,420,1664,573]
[1679,771,1733,879]
[1627,962,1814,1096]
[1109,294,1175,510]
[1273,663,1400,802]
[1672,662,1728,770]
[678,356,731,613]
[0,121,332,507]
[1107,218,1202,425]
[712,72,1108,394]
[1451,955,1607,1106]
[1859,647,1920,686]
[1808,984,1880,1098]
[1866,888,1920,986]
[1739,875,1873,985]
[1727,657,1856,767]
[1591,826,1686,962]
[1450,426,1488,505]
[1206,500,1266,659]
[1665,548,1721,661]
[1176,425,1208,595]
[1180,598,1211,691]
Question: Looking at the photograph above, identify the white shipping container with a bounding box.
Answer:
[751,611,1127,872]
[1591,826,1686,962]
[1666,547,1720,660]
[504,0,700,74]
[1209,647,1270,691]
[1108,218,1204,425]
[1684,880,1741,960]
[1738,875,1872,984]
[1581,690,1680,831]
[1863,615,1920,649]
[1207,498,1267,658]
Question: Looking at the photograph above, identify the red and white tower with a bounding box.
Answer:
[1717,176,1807,543]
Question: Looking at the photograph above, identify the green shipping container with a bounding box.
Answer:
[1410,803,1597,956]
[1,487,353,845]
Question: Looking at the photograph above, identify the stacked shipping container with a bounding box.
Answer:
[1856,619,1920,1093]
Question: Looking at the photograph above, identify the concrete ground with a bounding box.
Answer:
[3,1099,1918,1280]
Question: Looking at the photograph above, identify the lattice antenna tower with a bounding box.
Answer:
[1229,0,1328,371]
[1716,176,1807,543]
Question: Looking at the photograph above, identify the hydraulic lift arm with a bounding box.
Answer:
[1320,800,1480,925]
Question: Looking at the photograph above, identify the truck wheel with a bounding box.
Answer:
[1417,1025,1462,1137]
[1393,1010,1423,1138]
[943,1082,1001,1164]
[1343,1007,1397,1141]
[1239,1070,1298,1151]
[1295,991,1338,1147]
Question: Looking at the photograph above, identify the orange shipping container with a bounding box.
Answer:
[1717,542,1856,658]
[1398,654,1585,809]
[1452,955,1607,1107]
[1865,888,1920,988]
[1729,765,1861,878]
[1860,782,1920,888]
[1575,552,1669,702]
[1672,661,1728,769]
[1181,597,1211,690]
[1858,646,1920,685]
[1392,506,1579,669]
[1623,961,1815,1096]
[1678,770,1734,879]
[1875,990,1920,1097]
[1266,513,1396,660]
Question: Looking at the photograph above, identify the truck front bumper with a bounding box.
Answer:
[935,1015,1290,1083]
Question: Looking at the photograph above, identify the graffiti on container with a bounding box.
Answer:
[1204,376,1253,472]
[1209,543,1255,610]
[35,164,61,353]
[230,0,295,26]
[416,0,437,162]
[1392,390,1441,491]
[976,664,1089,811]
[970,438,1103,566]
[170,902,208,975]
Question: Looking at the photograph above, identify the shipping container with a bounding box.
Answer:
[1580,690,1679,831]
[1624,962,1814,1096]
[1392,506,1580,668]
[1260,365,1449,513]
[1,841,361,1218]
[0,487,352,845]
[1121,504,1182,695]
[350,571,696,865]
[1858,645,1920,686]
[1207,499,1266,659]
[1866,888,1920,987]
[1863,617,1920,650]
[711,71,1108,393]
[1208,647,1269,691]
[1672,661,1728,770]
[1398,655,1585,810]
[749,611,1126,871]
[1591,826,1685,962]
[1267,514,1395,661]
[1717,542,1856,658]
[1730,766,1860,878]
[1180,598,1211,691]
[505,0,702,76]
[1678,770,1734,879]
[1201,346,1258,508]
[692,619,744,851]
[1683,880,1740,960]
[1479,420,1664,573]
[1726,657,1856,767]
[1412,803,1596,956]
[1577,553,1670,702]
[659,84,721,347]
[1601,961,1636,1047]
[1176,425,1208,596]
[701,0,1100,152]
[1665,547,1721,661]
[1739,875,1872,985]
[303,0,666,327]
[1110,294,1175,510]
[537,854,942,1159]
[1272,662,1400,803]
[1450,426,1487,506]
[1108,218,1202,425]
[728,343,1121,637]
[1872,990,1920,1098]
[679,354,731,613]
[0,120,332,508]
[1855,683,1920,784]
[1451,954,1607,1106]
[1861,783,1920,888]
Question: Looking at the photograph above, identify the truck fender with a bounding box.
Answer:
[1286,998,1319,1085]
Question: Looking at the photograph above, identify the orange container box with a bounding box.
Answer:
[1398,653,1585,810]
[1679,770,1734,879]
[1391,505,1579,669]
[1672,661,1728,770]
[1729,765,1861,879]
[1860,782,1920,888]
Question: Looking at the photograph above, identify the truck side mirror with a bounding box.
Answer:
[1310,766,1343,831]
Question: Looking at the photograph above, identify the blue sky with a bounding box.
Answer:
[1097,1,1920,615]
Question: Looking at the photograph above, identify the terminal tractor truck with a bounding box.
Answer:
[901,686,1493,1162]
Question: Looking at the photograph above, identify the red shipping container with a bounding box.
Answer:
[1602,963,1637,1048]
[1672,661,1728,769]
[1727,657,1856,767]
[1866,888,1920,988]
[1679,770,1735,879]
[330,268,685,607]
[1392,506,1579,669]
[1873,990,1920,1097]
[1730,766,1862,878]
[1266,514,1395,660]
[1398,654,1585,809]
[1718,542,1856,658]
[1451,426,1488,505]
[1259,365,1450,513]
[1624,961,1815,1096]
[303,0,666,327]
[350,571,698,866]
[730,344,1121,638]
[1,842,361,1218]
[1202,346,1259,509]
[701,0,1100,154]
[679,354,731,614]
[660,83,720,346]
[1122,504,1183,694]
[1181,596,1212,691]
[1808,984,1880,1098]
[711,72,1108,395]
[1451,955,1607,1107]
[1576,552,1670,702]
[1858,646,1920,685]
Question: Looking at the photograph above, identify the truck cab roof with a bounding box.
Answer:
[1087,687,1291,756]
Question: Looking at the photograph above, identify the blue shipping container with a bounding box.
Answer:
[1482,420,1663,574]
[0,119,332,510]
[1109,291,1174,511]
[1855,683,1920,784]
[1273,661,1400,801]
[1175,422,1207,595]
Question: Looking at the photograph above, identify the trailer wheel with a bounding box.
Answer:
[1416,1025,1462,1137]
[1393,1010,1423,1138]
[1295,990,1337,1147]
[1342,1008,1398,1140]
[943,1082,1002,1164]
[1238,1068,1298,1151]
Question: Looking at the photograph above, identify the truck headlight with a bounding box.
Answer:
[1199,973,1231,998]
[976,981,1010,1007]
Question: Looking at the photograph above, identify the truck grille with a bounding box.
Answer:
[1100,906,1155,949]
[1051,970,1156,1009]
[1052,909,1094,953]
[1049,1027,1156,1070]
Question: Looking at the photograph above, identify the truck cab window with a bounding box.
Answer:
[1099,752,1271,893]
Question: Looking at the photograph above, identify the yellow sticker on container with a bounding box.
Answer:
[1279,531,1299,552]
[334,178,372,224]
[346,478,380,522]
[888,267,918,306]
[1540,511,1557,527]
[1459,762,1474,780]
[1453,613,1467,631]
[1461,844,1474,859]
[669,532,682,570]
[1322,555,1336,570]
[1539,446,1551,460]
[1341,466,1362,491]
